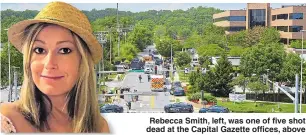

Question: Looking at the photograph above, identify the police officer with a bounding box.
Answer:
[138,75,142,83]
[147,74,151,82]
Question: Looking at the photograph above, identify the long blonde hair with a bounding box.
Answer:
[18,23,101,132]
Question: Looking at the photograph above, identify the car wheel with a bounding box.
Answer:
[164,108,169,113]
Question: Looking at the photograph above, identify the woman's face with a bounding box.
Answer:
[30,25,81,96]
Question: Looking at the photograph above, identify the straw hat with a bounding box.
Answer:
[7,1,102,64]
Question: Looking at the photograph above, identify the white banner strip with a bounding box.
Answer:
[103,113,306,135]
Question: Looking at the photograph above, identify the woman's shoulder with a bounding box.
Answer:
[0,102,20,117]
[100,115,110,133]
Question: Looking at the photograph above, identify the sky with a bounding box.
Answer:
[1,3,305,12]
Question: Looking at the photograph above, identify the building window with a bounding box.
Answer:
[276,14,288,20]
[228,16,246,21]
[214,16,246,22]
[272,15,276,21]
[214,17,228,22]
[280,38,287,44]
[289,13,303,20]
[228,27,246,31]
[289,26,303,32]
[249,9,266,28]
[276,26,288,32]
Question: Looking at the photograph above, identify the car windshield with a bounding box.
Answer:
[174,82,181,87]
[174,87,184,91]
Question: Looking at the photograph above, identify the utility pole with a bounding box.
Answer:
[295,74,299,113]
[12,66,19,101]
[300,30,305,113]
[117,3,120,57]
[109,28,112,63]
[6,29,12,102]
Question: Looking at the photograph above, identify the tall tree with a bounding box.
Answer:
[240,43,286,81]
[1,43,23,85]
[278,53,302,86]
[212,53,234,97]
[247,81,269,105]
[155,37,182,57]
[128,24,153,51]
[175,52,192,67]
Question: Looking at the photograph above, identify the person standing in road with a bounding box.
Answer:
[147,74,151,82]
[0,1,109,133]
[138,75,142,83]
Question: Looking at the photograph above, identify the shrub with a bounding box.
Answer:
[204,95,217,103]
[187,92,201,101]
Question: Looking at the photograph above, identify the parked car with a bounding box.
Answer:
[164,102,194,113]
[100,104,124,113]
[171,87,185,96]
[172,81,182,88]
[199,105,230,113]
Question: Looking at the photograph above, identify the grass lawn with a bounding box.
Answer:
[217,99,306,113]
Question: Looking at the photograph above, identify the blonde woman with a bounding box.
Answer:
[0,2,110,133]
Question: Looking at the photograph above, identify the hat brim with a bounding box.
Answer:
[8,19,102,64]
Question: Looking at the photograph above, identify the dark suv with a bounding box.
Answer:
[100,104,124,113]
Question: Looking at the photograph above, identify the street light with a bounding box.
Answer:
[4,28,11,102]
[300,29,306,113]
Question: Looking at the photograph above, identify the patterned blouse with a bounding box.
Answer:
[1,113,16,133]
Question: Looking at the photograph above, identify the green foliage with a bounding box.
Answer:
[247,81,269,93]
[198,55,211,68]
[128,24,153,51]
[183,32,203,49]
[245,26,265,47]
[204,95,217,103]
[228,46,245,57]
[197,44,225,57]
[240,43,286,81]
[278,53,302,85]
[259,27,280,45]
[211,54,234,97]
[227,30,247,47]
[188,71,200,86]
[112,43,139,62]
[153,25,167,40]
[243,26,280,47]
[247,81,269,104]
[231,74,249,93]
[1,43,23,85]
[175,52,191,67]
[155,37,182,57]
[202,24,226,47]
[187,92,201,101]
[290,40,306,49]
[217,99,306,113]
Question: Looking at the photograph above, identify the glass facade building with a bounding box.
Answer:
[214,16,246,22]
[213,3,306,44]
[249,9,266,28]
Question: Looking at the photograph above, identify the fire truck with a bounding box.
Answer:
[150,75,165,92]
